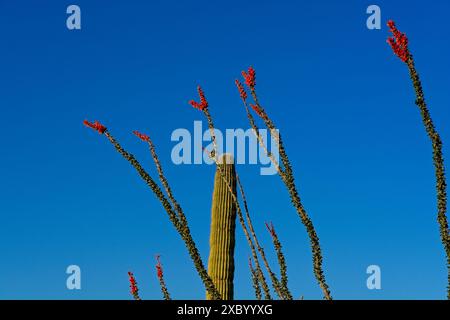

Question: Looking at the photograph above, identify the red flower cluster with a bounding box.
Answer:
[155,255,163,279]
[250,103,263,117]
[83,120,106,134]
[387,20,410,63]
[242,66,256,88]
[127,271,139,296]
[265,222,277,238]
[235,79,247,102]
[133,130,150,142]
[189,86,208,111]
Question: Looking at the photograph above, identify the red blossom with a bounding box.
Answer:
[155,255,163,279]
[235,79,247,102]
[128,271,139,296]
[133,130,150,142]
[265,222,276,238]
[189,86,208,111]
[198,86,207,106]
[241,66,256,88]
[250,104,263,117]
[83,120,106,134]
[387,20,410,63]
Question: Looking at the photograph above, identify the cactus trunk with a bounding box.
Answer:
[207,154,237,300]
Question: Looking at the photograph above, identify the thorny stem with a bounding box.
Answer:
[204,108,220,162]
[156,256,172,300]
[146,137,189,235]
[242,100,284,177]
[236,175,292,300]
[103,131,222,300]
[249,258,262,300]
[406,56,450,299]
[246,88,332,300]
[159,277,171,300]
[265,222,292,299]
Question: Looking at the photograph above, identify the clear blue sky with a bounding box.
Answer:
[0,0,449,299]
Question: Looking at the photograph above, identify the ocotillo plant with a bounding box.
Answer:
[248,258,262,300]
[194,87,295,300]
[207,154,237,300]
[155,255,171,300]
[84,24,449,298]
[265,222,291,299]
[236,174,289,299]
[83,121,222,300]
[128,272,141,300]
[191,87,275,300]
[386,20,450,298]
[236,69,332,300]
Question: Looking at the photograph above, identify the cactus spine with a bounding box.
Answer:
[207,154,237,300]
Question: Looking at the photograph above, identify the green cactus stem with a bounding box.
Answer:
[207,154,237,300]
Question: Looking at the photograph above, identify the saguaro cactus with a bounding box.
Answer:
[207,154,237,300]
